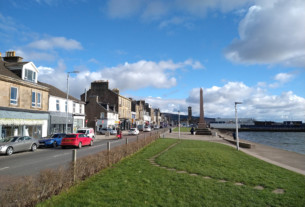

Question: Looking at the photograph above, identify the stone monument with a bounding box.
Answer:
[196,88,212,135]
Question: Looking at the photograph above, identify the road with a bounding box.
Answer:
[0,130,163,176]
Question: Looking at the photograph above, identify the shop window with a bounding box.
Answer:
[10,87,18,105]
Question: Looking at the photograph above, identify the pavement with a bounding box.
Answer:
[162,129,305,176]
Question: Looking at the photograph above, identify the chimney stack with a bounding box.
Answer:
[3,51,23,62]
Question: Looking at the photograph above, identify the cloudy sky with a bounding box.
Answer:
[1,0,304,121]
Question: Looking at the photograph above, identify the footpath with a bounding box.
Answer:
[162,129,305,176]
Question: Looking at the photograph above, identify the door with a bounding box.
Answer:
[14,137,27,152]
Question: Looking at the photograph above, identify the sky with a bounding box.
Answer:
[1,0,304,121]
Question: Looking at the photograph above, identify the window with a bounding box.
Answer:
[32,92,36,107]
[79,105,82,114]
[10,87,18,105]
[101,112,105,119]
[65,101,67,112]
[37,93,41,108]
[24,69,36,82]
[73,103,76,113]
[56,100,60,111]
[32,92,41,108]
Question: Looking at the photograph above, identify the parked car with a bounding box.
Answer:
[61,133,93,149]
[0,136,39,156]
[100,128,117,135]
[137,125,144,131]
[77,128,95,138]
[39,133,66,148]
[143,126,152,132]
[128,128,139,135]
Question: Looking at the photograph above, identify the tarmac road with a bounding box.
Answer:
[0,130,164,176]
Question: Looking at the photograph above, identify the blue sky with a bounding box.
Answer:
[1,0,304,121]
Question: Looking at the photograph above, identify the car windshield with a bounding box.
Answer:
[130,129,135,131]
[0,137,19,142]
[77,130,87,134]
[65,134,77,138]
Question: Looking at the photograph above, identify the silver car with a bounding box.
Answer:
[0,136,39,156]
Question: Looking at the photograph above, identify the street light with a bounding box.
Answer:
[235,102,242,150]
[178,110,180,139]
[66,71,79,133]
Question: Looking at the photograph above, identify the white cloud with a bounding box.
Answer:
[16,49,56,62]
[37,66,54,75]
[225,0,305,68]
[106,0,144,18]
[187,83,305,121]
[38,59,203,99]
[147,82,305,121]
[106,0,251,19]
[269,72,295,88]
[274,73,295,83]
[28,37,83,50]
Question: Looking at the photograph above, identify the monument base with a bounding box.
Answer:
[195,128,212,135]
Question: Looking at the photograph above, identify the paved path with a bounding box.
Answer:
[162,130,305,175]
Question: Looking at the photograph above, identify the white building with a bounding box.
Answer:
[39,82,85,134]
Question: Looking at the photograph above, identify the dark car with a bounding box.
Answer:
[39,133,66,148]
[0,136,39,156]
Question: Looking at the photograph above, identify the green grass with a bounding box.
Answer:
[38,139,305,207]
[173,127,192,132]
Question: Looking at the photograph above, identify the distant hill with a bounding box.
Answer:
[162,113,215,123]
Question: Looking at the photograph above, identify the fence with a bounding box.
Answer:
[0,128,168,207]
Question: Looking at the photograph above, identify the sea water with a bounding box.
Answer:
[239,132,305,155]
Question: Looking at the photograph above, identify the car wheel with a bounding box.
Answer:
[6,147,13,156]
[53,141,57,148]
[31,144,37,151]
[89,140,93,146]
[78,142,82,149]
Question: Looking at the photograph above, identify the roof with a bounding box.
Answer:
[0,61,21,79]
[38,81,84,103]
[4,62,29,68]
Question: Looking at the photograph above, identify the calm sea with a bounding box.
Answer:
[239,132,305,155]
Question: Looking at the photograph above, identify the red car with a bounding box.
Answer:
[61,133,93,149]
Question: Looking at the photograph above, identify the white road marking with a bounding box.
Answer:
[53,153,70,158]
[0,167,9,171]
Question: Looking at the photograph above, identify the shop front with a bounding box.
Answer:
[49,112,73,134]
[0,109,48,139]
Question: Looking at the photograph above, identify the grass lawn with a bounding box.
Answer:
[38,139,305,207]
[173,127,192,132]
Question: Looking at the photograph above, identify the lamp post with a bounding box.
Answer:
[178,110,180,139]
[66,71,79,133]
[235,102,242,150]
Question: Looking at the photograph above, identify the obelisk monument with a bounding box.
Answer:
[198,88,206,128]
[196,88,211,135]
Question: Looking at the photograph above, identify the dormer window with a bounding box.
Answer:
[24,69,36,82]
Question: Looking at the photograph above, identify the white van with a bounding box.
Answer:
[77,128,95,139]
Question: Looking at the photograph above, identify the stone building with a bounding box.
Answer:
[81,80,131,130]
[0,51,49,139]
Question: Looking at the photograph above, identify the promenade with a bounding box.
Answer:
[162,129,305,176]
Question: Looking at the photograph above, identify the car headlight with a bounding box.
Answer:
[0,145,8,150]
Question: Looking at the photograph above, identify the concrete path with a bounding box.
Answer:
[162,130,305,176]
